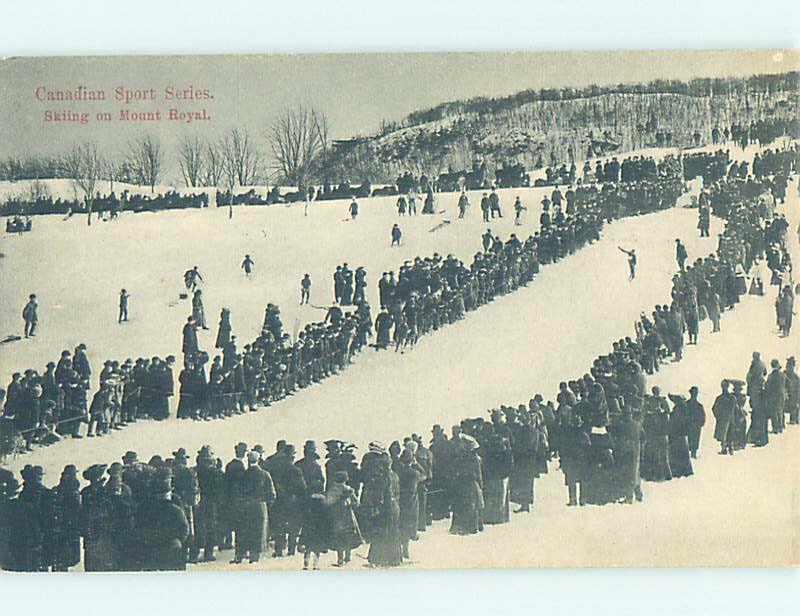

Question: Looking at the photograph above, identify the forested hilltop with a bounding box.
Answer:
[329,72,799,182]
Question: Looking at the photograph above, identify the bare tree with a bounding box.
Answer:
[203,139,224,187]
[177,135,206,188]
[214,129,258,218]
[312,109,332,190]
[221,128,261,186]
[126,133,164,192]
[270,106,325,195]
[63,141,104,226]
[103,156,125,195]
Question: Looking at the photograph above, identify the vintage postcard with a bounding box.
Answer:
[0,50,798,573]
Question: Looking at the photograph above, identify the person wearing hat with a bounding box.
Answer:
[50,465,81,571]
[296,441,324,496]
[194,446,224,562]
[73,344,91,387]
[449,434,483,536]
[223,442,248,553]
[366,454,402,568]
[764,359,787,434]
[5,465,51,571]
[269,444,307,557]
[325,469,362,566]
[182,316,199,358]
[22,293,38,338]
[509,410,538,513]
[395,448,425,560]
[712,380,737,455]
[135,468,189,571]
[412,434,433,530]
[685,386,706,459]
[102,463,135,570]
[233,451,275,564]
[80,464,114,571]
[171,448,199,562]
[241,254,254,277]
[666,394,694,479]
[641,387,672,481]
[428,426,455,521]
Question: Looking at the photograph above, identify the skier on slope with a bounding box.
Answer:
[618,247,637,280]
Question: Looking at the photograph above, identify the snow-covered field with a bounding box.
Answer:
[0,143,797,569]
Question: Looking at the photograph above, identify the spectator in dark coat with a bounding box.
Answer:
[136,469,189,571]
[685,386,706,458]
[609,409,644,503]
[195,447,224,562]
[712,380,737,455]
[395,448,425,559]
[764,359,787,434]
[666,394,694,478]
[295,440,325,495]
[182,317,199,357]
[51,465,82,571]
[7,464,53,571]
[267,444,306,557]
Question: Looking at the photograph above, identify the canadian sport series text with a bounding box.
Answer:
[34,85,214,125]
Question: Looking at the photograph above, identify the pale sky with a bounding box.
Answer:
[0,50,796,182]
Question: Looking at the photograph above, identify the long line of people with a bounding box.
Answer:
[2,154,795,572]
[0,172,690,455]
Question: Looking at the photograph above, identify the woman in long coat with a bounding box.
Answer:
[712,381,737,454]
[367,455,402,567]
[235,453,275,563]
[609,410,644,503]
[215,308,232,349]
[395,450,425,559]
[325,470,362,566]
[136,472,190,571]
[449,437,484,535]
[192,290,207,329]
[195,451,224,562]
[480,429,512,525]
[666,395,694,478]
[176,358,195,420]
[640,390,672,482]
[51,465,82,571]
[558,413,591,506]
[80,464,116,571]
[509,411,537,512]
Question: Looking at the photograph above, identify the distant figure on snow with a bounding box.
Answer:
[349,199,359,220]
[618,247,637,280]
[184,266,203,292]
[513,196,526,226]
[22,293,38,338]
[391,224,402,247]
[457,191,469,219]
[300,274,312,305]
[241,255,254,277]
[675,239,688,272]
[118,289,130,323]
